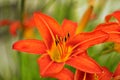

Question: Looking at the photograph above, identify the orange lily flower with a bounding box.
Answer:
[0,17,35,38]
[74,63,120,80]
[93,11,120,54]
[10,17,35,37]
[94,11,120,43]
[105,11,120,53]
[13,12,109,79]
[74,67,112,80]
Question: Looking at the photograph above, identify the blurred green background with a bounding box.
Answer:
[0,0,120,80]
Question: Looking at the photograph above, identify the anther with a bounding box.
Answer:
[55,40,59,45]
[67,33,70,38]
[64,37,67,42]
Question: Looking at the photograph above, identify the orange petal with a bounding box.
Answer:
[34,12,63,49]
[37,54,65,76]
[74,70,84,80]
[105,11,120,22]
[98,67,112,80]
[76,5,93,33]
[24,17,35,28]
[66,52,103,74]
[74,70,95,80]
[105,14,113,22]
[0,20,11,26]
[113,63,120,77]
[9,21,20,36]
[61,19,77,36]
[48,68,74,80]
[67,30,108,51]
[13,39,47,54]
[95,22,120,43]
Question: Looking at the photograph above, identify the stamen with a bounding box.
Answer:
[58,43,63,55]
[55,40,59,45]
[63,33,70,42]
[83,72,86,80]
[50,33,72,62]
[60,37,63,42]
[64,37,67,42]
[67,33,70,38]
[56,35,60,42]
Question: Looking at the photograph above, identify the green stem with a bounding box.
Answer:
[20,0,25,23]
[17,0,25,80]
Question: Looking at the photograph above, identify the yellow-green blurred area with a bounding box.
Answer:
[0,0,120,80]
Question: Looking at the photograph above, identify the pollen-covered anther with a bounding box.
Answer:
[63,33,70,42]
[55,39,59,45]
[55,33,70,45]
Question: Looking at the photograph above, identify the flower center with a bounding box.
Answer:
[48,33,72,62]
